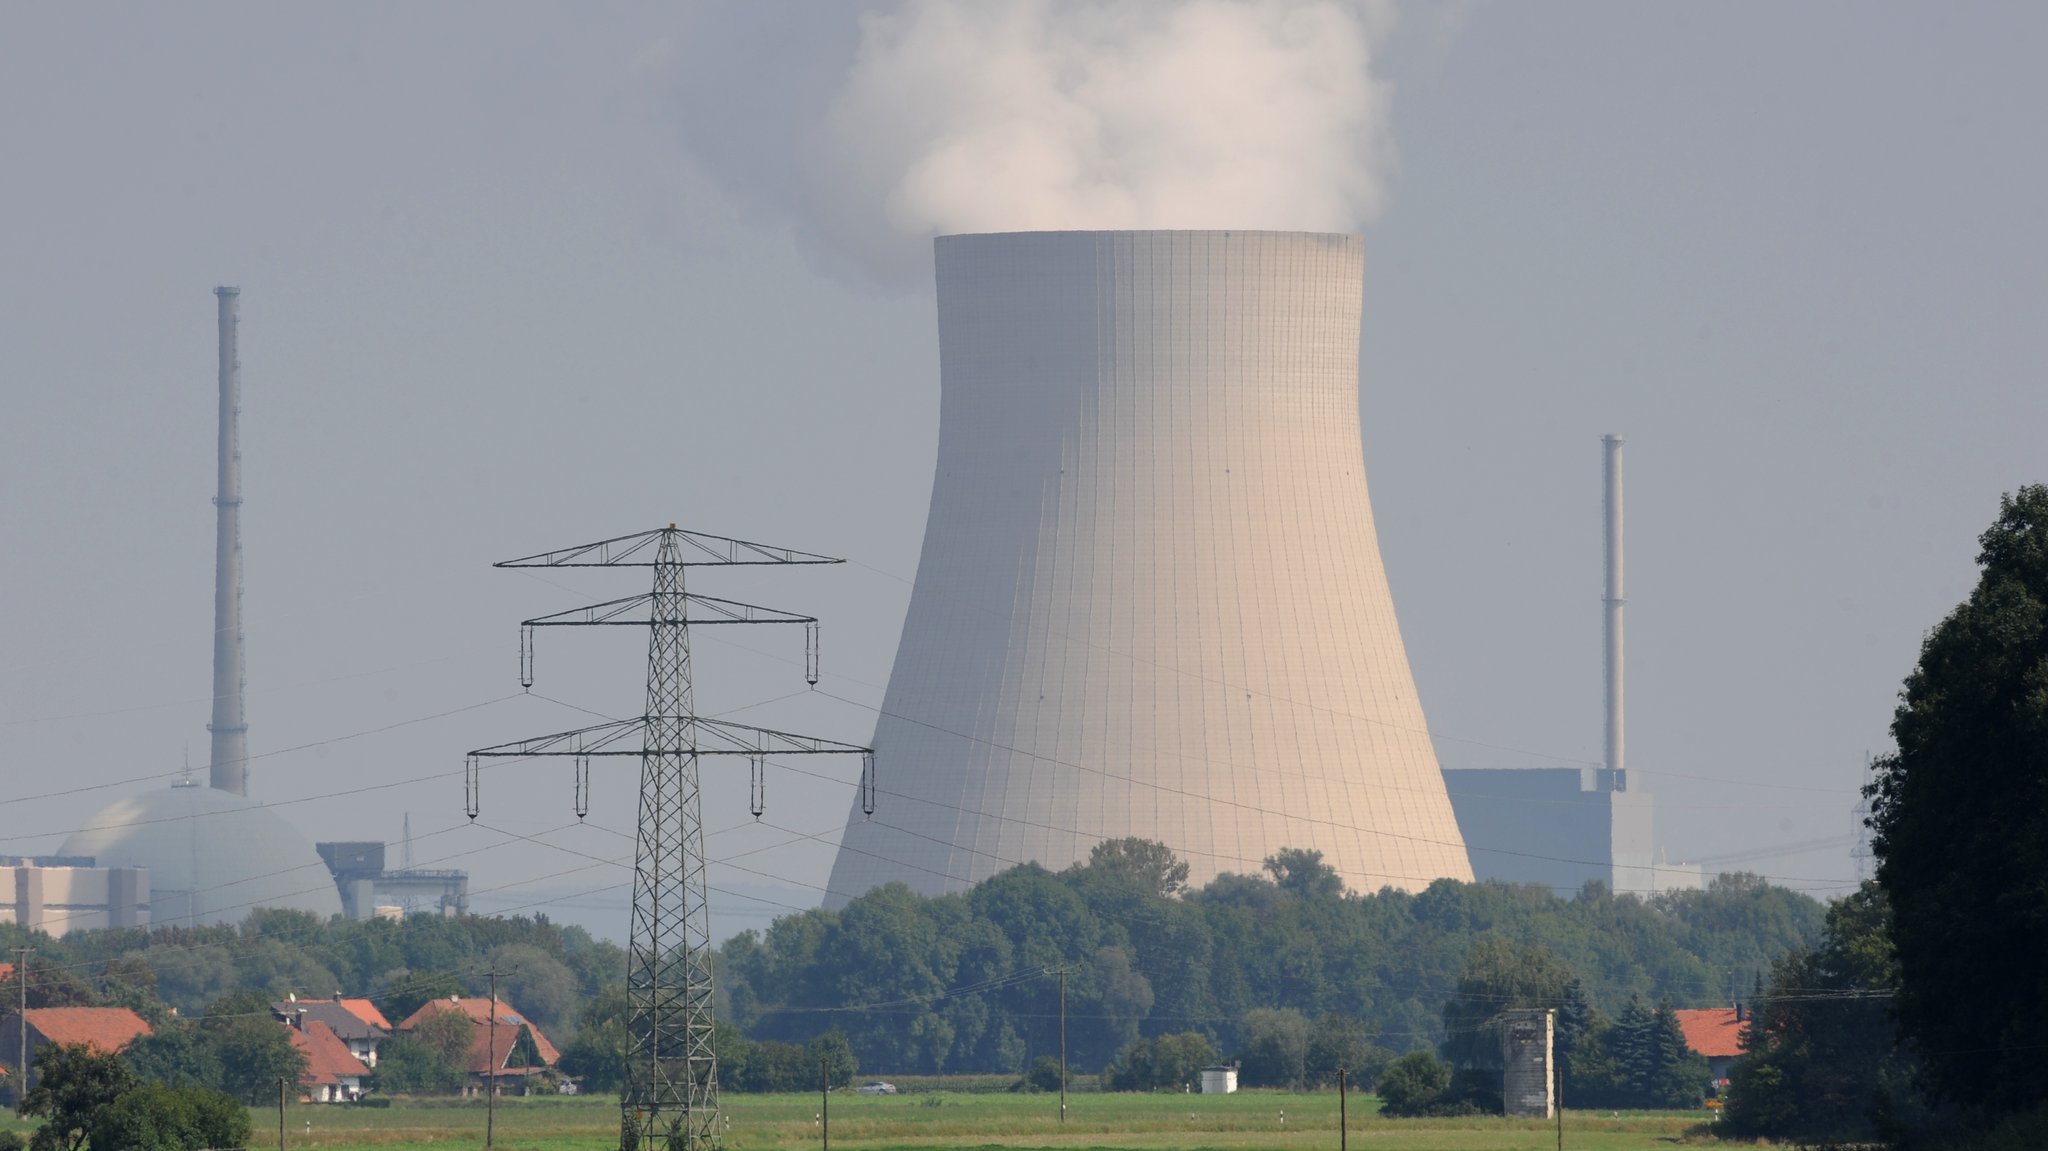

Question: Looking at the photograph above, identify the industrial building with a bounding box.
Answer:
[828,230,1474,902]
[1440,768,1655,894]
[0,857,149,937]
[316,841,468,919]
[45,289,347,930]
[1439,437,1701,897]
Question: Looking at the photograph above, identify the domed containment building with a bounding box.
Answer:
[62,781,340,928]
[45,288,342,930]
[827,230,1473,903]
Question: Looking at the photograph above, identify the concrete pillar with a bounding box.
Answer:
[1501,1008,1555,1118]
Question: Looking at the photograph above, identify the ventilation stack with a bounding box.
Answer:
[209,286,249,795]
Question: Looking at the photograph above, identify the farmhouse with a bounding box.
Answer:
[399,995,561,1095]
[1673,1007,1747,1087]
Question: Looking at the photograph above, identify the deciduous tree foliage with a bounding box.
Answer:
[1869,484,2048,1116]
[1720,883,1923,1142]
[17,1043,134,1151]
[719,843,1823,1077]
[85,1083,248,1151]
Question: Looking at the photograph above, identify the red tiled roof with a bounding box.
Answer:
[290,1020,366,1086]
[0,963,14,981]
[399,997,560,1070]
[338,998,392,1031]
[24,1007,152,1053]
[1673,1008,1745,1059]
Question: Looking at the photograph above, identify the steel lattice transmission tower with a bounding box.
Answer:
[465,526,874,1150]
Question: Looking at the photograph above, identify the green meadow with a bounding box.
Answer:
[171,1090,1719,1151]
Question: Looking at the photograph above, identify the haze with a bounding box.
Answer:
[3,2,2043,942]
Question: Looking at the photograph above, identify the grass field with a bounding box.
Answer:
[14,1090,1720,1151]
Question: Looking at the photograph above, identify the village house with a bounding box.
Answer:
[398,995,561,1096]
[288,1017,368,1103]
[271,995,390,1067]
[1673,1006,1748,1088]
[1,1006,153,1095]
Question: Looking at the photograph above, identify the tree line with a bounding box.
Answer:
[719,839,1822,1079]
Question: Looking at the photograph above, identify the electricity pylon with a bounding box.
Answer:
[465,526,874,1150]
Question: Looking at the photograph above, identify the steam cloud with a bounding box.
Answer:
[665,0,1401,285]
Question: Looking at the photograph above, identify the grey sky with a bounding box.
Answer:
[3,2,2042,943]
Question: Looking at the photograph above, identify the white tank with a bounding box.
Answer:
[61,782,341,928]
[827,230,1473,902]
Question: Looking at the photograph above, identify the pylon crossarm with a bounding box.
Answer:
[495,526,844,569]
[690,717,873,757]
[469,718,646,758]
[523,592,818,628]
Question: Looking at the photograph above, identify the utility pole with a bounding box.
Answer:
[820,1058,829,1151]
[1338,1067,1347,1151]
[486,970,500,1148]
[1057,969,1067,1125]
[1555,1047,1564,1151]
[13,947,29,1100]
[467,527,874,1151]
[277,1077,286,1151]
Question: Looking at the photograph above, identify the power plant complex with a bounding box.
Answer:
[4,289,463,937]
[6,240,1694,943]
[827,230,1476,902]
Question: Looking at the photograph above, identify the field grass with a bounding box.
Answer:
[141,1090,1724,1151]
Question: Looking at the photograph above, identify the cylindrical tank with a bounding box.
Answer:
[827,230,1473,901]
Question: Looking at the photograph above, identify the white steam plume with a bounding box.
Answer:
[664,0,1400,285]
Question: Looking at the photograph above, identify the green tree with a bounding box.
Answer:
[1438,938,1577,1072]
[1304,1015,1384,1089]
[558,1019,630,1094]
[374,1034,465,1095]
[1084,838,1191,898]
[17,1042,135,1151]
[411,1007,477,1067]
[1376,1050,1452,1117]
[380,970,465,1025]
[1868,484,2048,1117]
[1236,1007,1311,1088]
[1721,884,1924,1142]
[197,994,305,1105]
[1019,1055,1063,1094]
[85,1083,249,1151]
[806,1031,857,1089]
[0,957,98,1013]
[487,944,580,1036]
[1263,849,1344,901]
[122,1024,225,1091]
[1105,1031,1216,1092]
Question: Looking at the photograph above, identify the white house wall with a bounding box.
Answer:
[827,230,1473,903]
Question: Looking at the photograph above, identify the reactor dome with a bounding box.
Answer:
[60,782,341,928]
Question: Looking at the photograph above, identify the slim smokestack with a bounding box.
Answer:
[209,286,249,795]
[1602,434,1625,790]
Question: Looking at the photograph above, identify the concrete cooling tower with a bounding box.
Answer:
[826,230,1473,903]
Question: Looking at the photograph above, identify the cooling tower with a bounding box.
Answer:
[827,230,1473,904]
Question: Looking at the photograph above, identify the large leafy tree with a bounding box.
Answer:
[1868,484,2048,1115]
[85,1083,249,1151]
[17,1042,135,1151]
[1438,938,1576,1072]
[1720,883,1923,1142]
[198,992,306,1104]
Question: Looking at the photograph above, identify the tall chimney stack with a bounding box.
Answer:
[209,286,249,795]
[1602,434,1625,790]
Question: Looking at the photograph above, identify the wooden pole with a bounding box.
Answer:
[485,972,499,1148]
[1057,969,1067,1124]
[13,947,30,1100]
[1339,1067,1347,1151]
[278,1077,286,1151]
[821,1057,830,1151]
[1555,1044,1564,1151]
